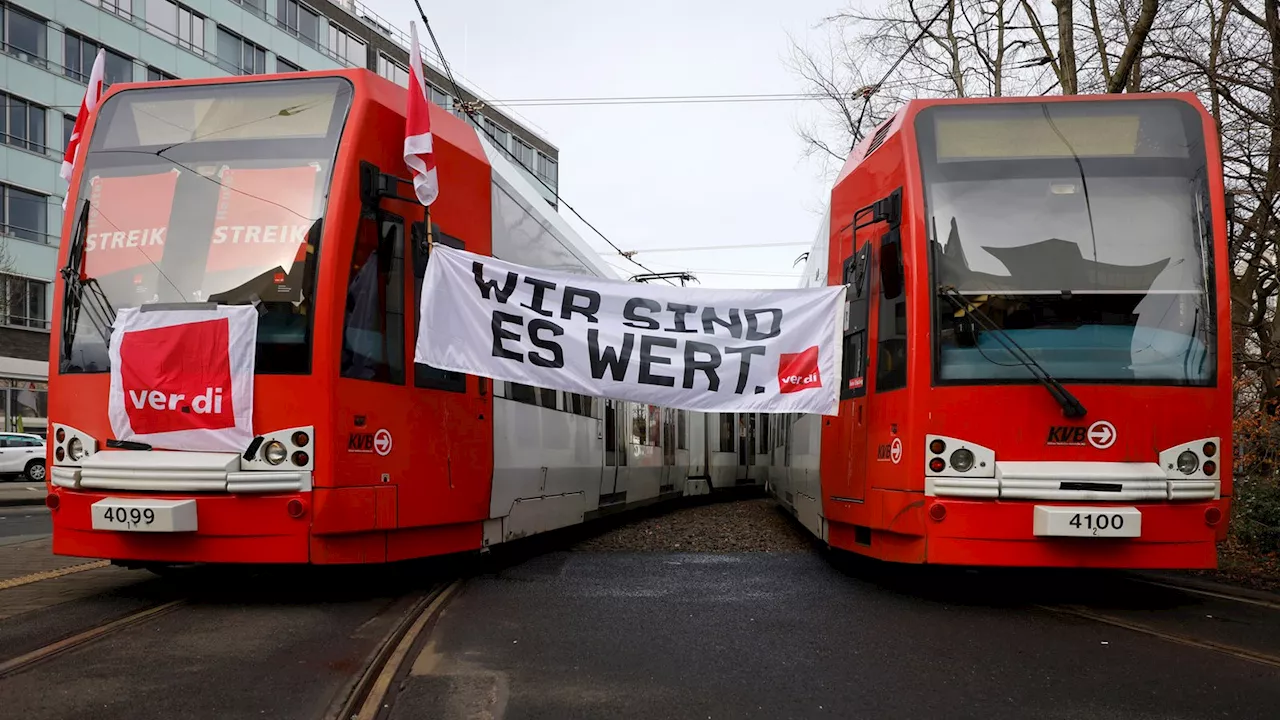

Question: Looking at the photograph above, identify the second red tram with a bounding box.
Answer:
[767,93,1233,568]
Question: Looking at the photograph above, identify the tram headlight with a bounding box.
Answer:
[1177,450,1199,475]
[949,448,975,473]
[68,437,85,462]
[263,441,288,466]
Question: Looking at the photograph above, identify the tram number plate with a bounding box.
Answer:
[91,498,198,533]
[1033,506,1141,538]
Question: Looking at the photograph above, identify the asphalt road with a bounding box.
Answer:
[0,564,453,720]
[0,506,50,541]
[3,504,1279,720]
[396,551,1280,720]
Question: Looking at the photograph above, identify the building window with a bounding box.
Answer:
[1,379,49,435]
[482,118,510,151]
[427,85,450,110]
[277,57,302,73]
[146,66,176,82]
[535,153,558,187]
[511,137,536,171]
[3,5,47,66]
[216,27,266,75]
[90,0,133,20]
[145,0,204,55]
[1,184,48,244]
[276,0,319,47]
[377,53,408,87]
[0,93,46,154]
[327,25,366,68]
[0,274,49,329]
[233,0,266,17]
[65,34,133,85]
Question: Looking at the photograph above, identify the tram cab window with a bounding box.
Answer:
[340,212,404,384]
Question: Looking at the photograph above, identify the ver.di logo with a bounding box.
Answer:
[119,318,235,434]
[777,347,821,394]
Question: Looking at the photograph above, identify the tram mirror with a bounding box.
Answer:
[879,233,904,300]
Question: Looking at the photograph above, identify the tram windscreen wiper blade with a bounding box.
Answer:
[937,286,1087,419]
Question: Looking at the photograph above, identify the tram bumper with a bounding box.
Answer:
[922,497,1228,569]
[49,488,311,564]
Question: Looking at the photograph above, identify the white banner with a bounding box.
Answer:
[415,246,845,415]
[108,305,257,452]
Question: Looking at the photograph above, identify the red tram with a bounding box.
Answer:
[767,93,1233,568]
[45,69,759,567]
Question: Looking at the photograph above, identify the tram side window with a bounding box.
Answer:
[340,213,404,384]
[677,411,687,450]
[538,387,558,410]
[412,222,466,392]
[876,228,908,392]
[718,414,735,453]
[509,382,538,405]
[568,393,594,417]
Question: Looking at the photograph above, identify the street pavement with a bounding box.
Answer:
[0,506,51,542]
[394,550,1280,720]
[2,503,1279,720]
[0,481,46,508]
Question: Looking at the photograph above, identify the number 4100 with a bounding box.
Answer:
[1069,513,1124,532]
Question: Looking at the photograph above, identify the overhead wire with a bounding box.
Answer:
[410,0,674,286]
[851,1,953,141]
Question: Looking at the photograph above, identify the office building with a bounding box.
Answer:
[0,0,558,436]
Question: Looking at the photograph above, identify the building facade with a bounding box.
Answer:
[0,0,558,437]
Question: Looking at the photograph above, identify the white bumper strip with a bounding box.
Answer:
[929,460,1220,501]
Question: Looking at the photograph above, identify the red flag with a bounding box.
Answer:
[61,49,107,209]
[403,22,439,206]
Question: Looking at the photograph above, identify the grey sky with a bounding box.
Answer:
[365,0,847,288]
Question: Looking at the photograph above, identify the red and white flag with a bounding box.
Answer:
[404,22,439,206]
[60,49,107,209]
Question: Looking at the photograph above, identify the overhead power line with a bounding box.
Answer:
[411,0,673,284]
[625,241,811,254]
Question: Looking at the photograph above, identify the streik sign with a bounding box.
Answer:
[415,246,845,415]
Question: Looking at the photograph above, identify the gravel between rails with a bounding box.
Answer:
[573,498,814,553]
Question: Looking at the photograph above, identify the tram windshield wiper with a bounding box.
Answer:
[937,285,1087,419]
[59,198,116,369]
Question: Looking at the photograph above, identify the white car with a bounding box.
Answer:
[0,432,46,482]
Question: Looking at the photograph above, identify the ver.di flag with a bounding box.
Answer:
[107,305,258,452]
[415,245,846,415]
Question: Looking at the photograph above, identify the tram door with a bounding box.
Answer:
[601,399,627,503]
[836,242,872,502]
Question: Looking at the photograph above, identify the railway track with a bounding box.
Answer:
[325,580,462,720]
[1035,573,1280,671]
[0,599,186,679]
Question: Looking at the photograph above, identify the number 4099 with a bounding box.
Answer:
[103,507,155,525]
[1069,512,1124,532]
